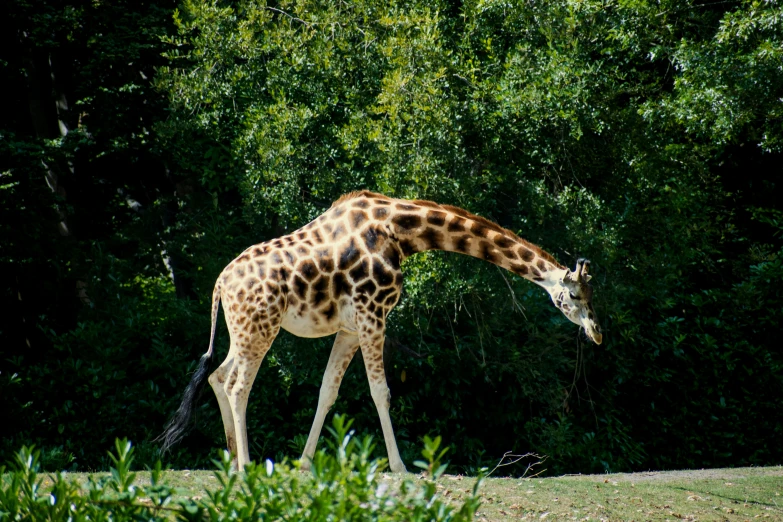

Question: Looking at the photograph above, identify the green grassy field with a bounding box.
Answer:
[47,465,782,521]
[473,466,783,521]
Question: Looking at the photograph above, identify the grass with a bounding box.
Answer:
[43,465,783,521]
[473,466,783,521]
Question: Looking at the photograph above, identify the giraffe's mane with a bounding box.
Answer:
[332,191,564,268]
[437,203,563,268]
[333,190,390,205]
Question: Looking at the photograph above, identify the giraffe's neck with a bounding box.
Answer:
[378,196,567,290]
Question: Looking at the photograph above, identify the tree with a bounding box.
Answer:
[2,0,781,473]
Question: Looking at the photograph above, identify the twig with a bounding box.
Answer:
[265,6,311,28]
[443,307,461,360]
[471,295,487,368]
[655,1,736,17]
[487,451,547,478]
[385,336,425,359]
[497,267,527,319]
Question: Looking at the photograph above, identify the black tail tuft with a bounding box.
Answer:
[157,352,213,453]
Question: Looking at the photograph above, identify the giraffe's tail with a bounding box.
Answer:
[156,279,222,454]
[205,278,222,358]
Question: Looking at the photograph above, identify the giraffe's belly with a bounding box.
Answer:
[279,307,348,338]
[280,312,337,338]
[279,297,359,338]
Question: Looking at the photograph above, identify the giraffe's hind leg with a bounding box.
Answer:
[210,336,275,469]
[300,331,360,469]
[208,350,238,458]
[226,343,266,469]
[212,283,283,469]
[223,318,280,469]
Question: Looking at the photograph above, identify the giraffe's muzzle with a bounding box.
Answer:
[583,320,603,345]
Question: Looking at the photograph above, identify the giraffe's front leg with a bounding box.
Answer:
[300,330,360,470]
[359,328,407,473]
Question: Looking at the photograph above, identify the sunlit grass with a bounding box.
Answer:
[40,465,783,521]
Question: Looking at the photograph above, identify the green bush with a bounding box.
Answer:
[0,416,483,521]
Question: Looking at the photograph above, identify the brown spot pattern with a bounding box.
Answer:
[332,272,351,298]
[363,227,381,253]
[350,210,368,229]
[383,244,401,270]
[454,235,471,253]
[426,210,447,226]
[392,214,421,231]
[338,238,361,270]
[420,227,444,250]
[519,247,535,262]
[293,276,308,299]
[357,279,377,295]
[447,216,466,232]
[480,241,498,263]
[373,260,395,287]
[494,235,513,248]
[399,239,417,256]
[349,259,369,282]
[331,223,346,240]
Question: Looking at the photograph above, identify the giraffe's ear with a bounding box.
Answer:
[581,259,592,283]
[568,259,585,283]
[569,259,592,284]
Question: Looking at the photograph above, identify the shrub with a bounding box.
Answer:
[0,415,483,521]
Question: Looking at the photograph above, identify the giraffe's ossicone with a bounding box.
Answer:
[159,191,602,472]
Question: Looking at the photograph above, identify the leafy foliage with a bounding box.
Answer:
[0,417,483,521]
[2,0,781,475]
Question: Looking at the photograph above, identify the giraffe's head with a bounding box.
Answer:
[550,259,602,344]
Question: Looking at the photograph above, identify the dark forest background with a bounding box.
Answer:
[1,0,781,475]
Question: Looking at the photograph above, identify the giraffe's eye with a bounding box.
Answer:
[569,292,578,300]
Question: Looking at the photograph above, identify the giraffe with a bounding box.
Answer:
[159,190,602,473]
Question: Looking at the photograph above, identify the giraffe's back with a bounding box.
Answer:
[218,196,404,341]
